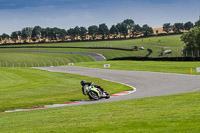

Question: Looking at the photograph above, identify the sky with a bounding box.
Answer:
[0,0,200,34]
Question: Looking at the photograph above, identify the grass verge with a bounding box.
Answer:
[0,67,131,112]
[0,91,200,132]
[74,61,200,75]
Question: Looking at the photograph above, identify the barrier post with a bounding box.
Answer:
[190,68,193,74]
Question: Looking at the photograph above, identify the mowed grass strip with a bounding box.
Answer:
[0,91,200,132]
[0,68,131,112]
[74,61,200,75]
[0,48,137,60]
[0,52,94,67]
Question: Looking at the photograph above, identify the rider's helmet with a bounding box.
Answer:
[80,80,85,86]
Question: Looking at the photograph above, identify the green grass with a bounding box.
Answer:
[0,52,94,67]
[74,61,200,75]
[0,91,200,132]
[0,35,184,57]
[0,34,198,132]
[0,67,131,112]
[0,48,137,60]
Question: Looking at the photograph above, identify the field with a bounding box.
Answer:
[1,34,200,132]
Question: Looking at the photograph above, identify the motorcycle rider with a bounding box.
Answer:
[80,80,106,95]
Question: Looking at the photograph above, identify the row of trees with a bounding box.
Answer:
[0,19,154,44]
[0,18,199,44]
[163,21,199,34]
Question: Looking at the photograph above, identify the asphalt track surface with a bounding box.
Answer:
[35,66,200,106]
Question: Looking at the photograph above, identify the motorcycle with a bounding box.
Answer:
[83,85,110,100]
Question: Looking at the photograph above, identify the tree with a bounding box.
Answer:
[184,21,194,31]
[17,31,22,40]
[142,24,153,36]
[45,27,53,40]
[123,19,135,29]
[41,28,47,39]
[1,33,10,44]
[172,23,184,33]
[98,23,109,40]
[80,26,87,40]
[181,26,200,56]
[57,29,67,41]
[116,23,122,38]
[21,27,33,42]
[132,24,142,37]
[52,27,61,40]
[88,25,98,40]
[11,31,19,43]
[123,19,135,37]
[116,22,128,38]
[110,25,118,39]
[163,23,171,33]
[195,18,200,27]
[73,26,80,40]
[67,28,75,41]
[43,27,60,41]
[1,33,10,39]
[40,27,57,41]
[31,26,42,42]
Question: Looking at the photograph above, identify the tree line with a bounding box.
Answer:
[0,19,153,44]
[0,18,198,44]
[163,22,195,33]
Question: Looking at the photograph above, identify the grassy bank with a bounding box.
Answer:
[0,67,131,112]
[0,91,200,132]
[0,48,135,61]
[0,52,94,67]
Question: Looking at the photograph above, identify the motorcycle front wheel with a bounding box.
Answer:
[88,91,99,100]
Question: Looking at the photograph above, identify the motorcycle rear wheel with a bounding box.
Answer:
[105,92,110,99]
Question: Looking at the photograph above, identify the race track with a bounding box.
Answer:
[35,66,200,105]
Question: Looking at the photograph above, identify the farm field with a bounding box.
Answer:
[1,91,200,132]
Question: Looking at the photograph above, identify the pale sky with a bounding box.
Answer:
[0,0,200,35]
